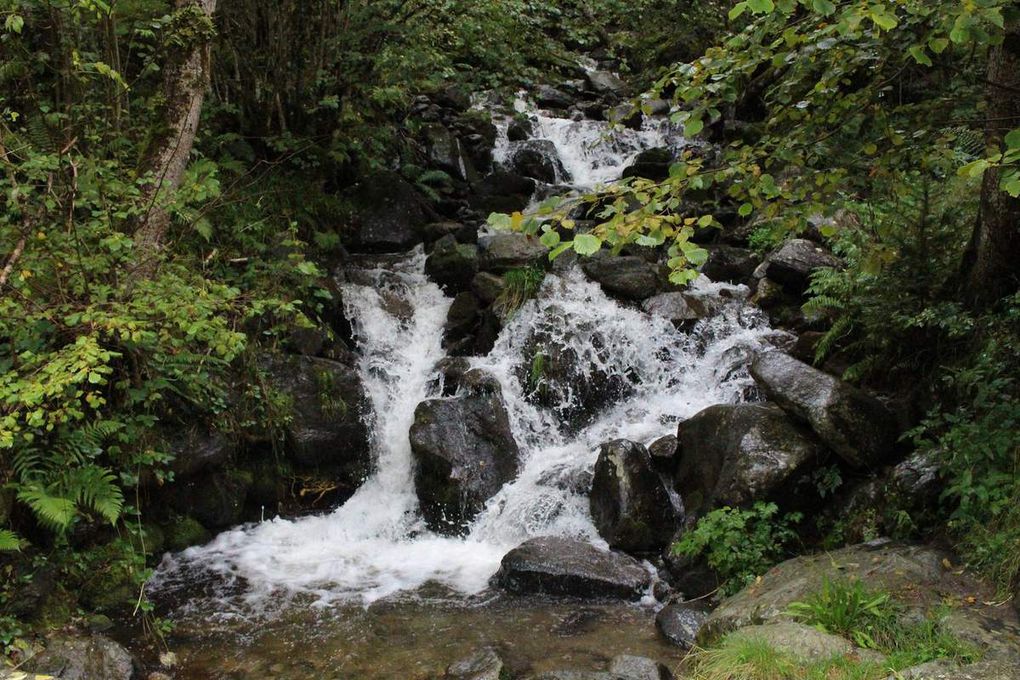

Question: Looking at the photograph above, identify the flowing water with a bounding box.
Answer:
[146,98,783,678]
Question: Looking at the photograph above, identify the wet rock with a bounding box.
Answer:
[608,655,674,680]
[702,245,760,284]
[471,271,506,304]
[590,440,679,552]
[508,139,570,184]
[494,536,652,600]
[647,435,678,472]
[755,239,841,294]
[528,672,617,680]
[342,170,432,252]
[446,646,506,680]
[426,235,479,292]
[655,603,709,651]
[750,351,900,468]
[642,292,706,328]
[165,426,235,478]
[508,118,533,141]
[168,470,251,530]
[607,104,643,131]
[585,70,628,97]
[264,355,372,475]
[697,541,1013,644]
[730,622,882,664]
[443,291,482,354]
[470,171,536,214]
[478,233,549,273]
[423,123,472,180]
[21,634,136,680]
[535,84,573,110]
[521,325,632,432]
[621,148,673,181]
[410,370,520,533]
[430,356,472,396]
[674,403,826,521]
[420,220,470,244]
[581,256,659,301]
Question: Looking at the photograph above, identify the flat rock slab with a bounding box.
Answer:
[727,622,884,665]
[19,634,135,680]
[885,660,1020,680]
[494,536,652,600]
[608,654,674,680]
[698,540,1020,665]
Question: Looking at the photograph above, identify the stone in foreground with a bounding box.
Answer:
[655,603,709,651]
[608,654,675,680]
[494,536,651,600]
[446,646,506,680]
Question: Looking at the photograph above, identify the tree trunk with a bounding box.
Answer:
[961,8,1020,308]
[133,0,217,277]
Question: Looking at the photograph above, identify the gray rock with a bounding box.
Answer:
[585,70,628,97]
[590,440,679,552]
[508,118,533,141]
[21,634,136,680]
[535,84,572,110]
[470,171,536,214]
[647,435,678,471]
[757,238,841,294]
[702,245,760,284]
[608,655,674,680]
[621,148,673,181]
[426,235,479,291]
[478,233,549,273]
[528,673,618,680]
[165,426,235,478]
[581,256,659,301]
[885,660,1020,680]
[508,139,570,184]
[521,325,633,432]
[168,470,250,529]
[446,646,506,680]
[698,541,991,644]
[423,123,472,180]
[729,622,883,664]
[750,351,900,468]
[410,370,520,533]
[342,170,431,251]
[674,402,826,520]
[265,355,372,475]
[607,104,643,131]
[471,271,506,304]
[494,536,652,600]
[655,603,709,650]
[642,292,706,327]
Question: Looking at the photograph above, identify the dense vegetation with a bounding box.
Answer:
[1,0,1018,670]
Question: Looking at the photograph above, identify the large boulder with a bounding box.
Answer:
[168,470,251,529]
[164,426,235,478]
[469,171,536,214]
[698,540,1020,658]
[750,352,900,468]
[264,355,372,477]
[621,148,673,181]
[21,634,136,680]
[755,239,841,294]
[535,84,572,110]
[727,622,883,664]
[581,256,660,301]
[426,235,479,292]
[409,370,520,533]
[507,139,569,184]
[521,325,633,432]
[494,536,652,600]
[590,440,679,552]
[478,233,549,273]
[585,70,628,97]
[674,403,826,520]
[423,123,473,180]
[701,245,760,284]
[608,655,674,680]
[641,292,707,328]
[341,170,432,252]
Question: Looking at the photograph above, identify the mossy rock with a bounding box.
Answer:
[162,515,211,552]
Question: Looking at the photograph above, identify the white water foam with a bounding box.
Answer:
[153,256,781,610]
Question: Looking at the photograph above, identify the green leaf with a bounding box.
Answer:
[684,117,705,137]
[539,229,561,248]
[1004,129,1020,151]
[812,0,836,15]
[957,158,991,178]
[747,0,775,13]
[572,234,602,256]
[0,529,23,551]
[729,2,748,20]
[4,14,24,33]
[548,242,573,260]
[928,37,949,54]
[908,45,932,67]
[487,213,512,230]
[738,202,753,217]
[869,10,898,31]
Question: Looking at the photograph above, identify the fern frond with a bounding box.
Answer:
[16,484,77,530]
[0,529,24,551]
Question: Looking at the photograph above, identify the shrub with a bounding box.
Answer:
[671,502,802,595]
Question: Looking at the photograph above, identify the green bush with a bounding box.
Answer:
[671,502,802,595]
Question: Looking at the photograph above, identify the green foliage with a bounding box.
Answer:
[788,578,977,667]
[691,635,886,680]
[493,267,546,321]
[672,502,802,595]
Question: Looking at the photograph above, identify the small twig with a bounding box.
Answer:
[0,235,27,291]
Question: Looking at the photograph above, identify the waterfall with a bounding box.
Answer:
[151,94,780,615]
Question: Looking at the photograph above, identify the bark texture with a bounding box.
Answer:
[962,7,1020,307]
[134,0,217,275]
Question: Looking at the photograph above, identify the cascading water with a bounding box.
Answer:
[152,89,781,620]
